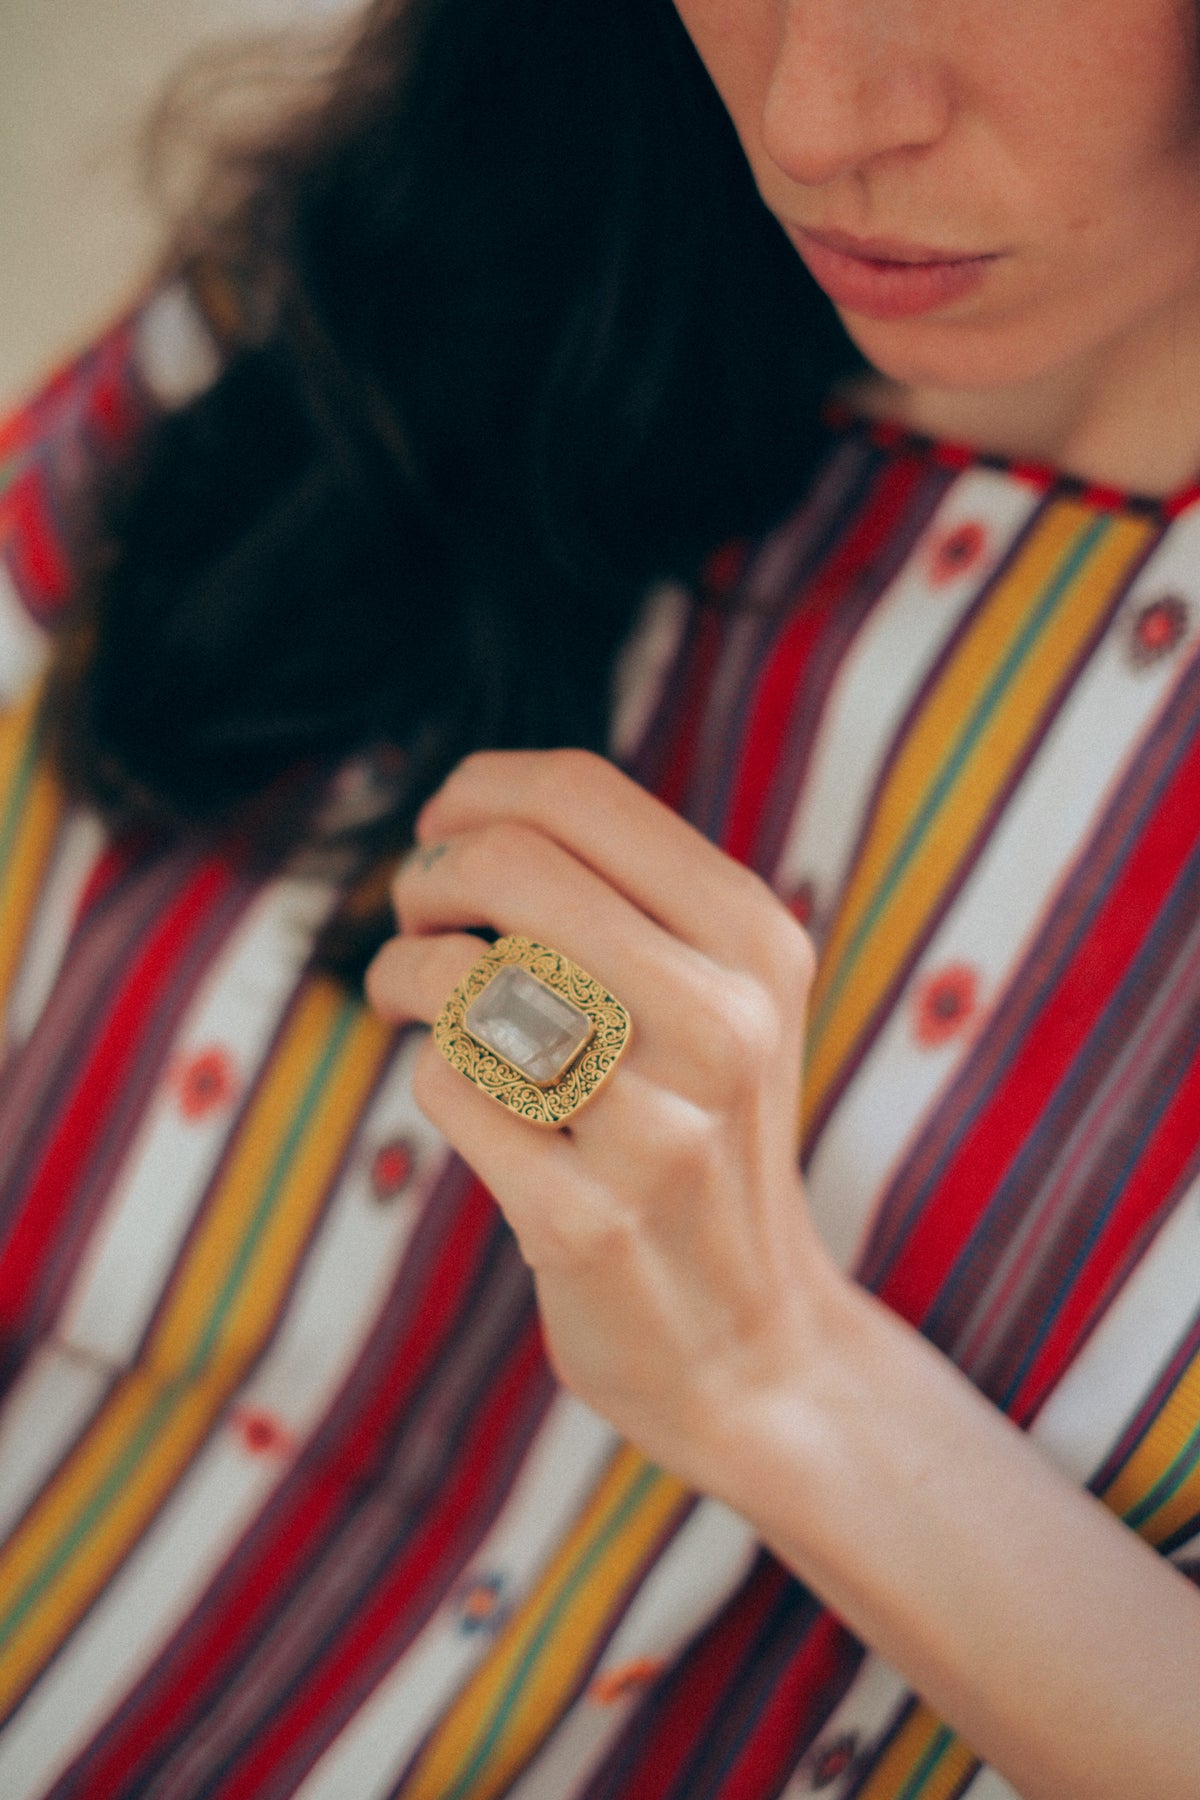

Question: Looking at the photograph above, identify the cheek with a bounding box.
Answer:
[669,0,777,157]
[993,7,1200,220]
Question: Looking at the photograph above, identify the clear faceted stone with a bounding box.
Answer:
[464,963,594,1086]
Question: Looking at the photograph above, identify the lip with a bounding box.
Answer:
[789,225,1002,321]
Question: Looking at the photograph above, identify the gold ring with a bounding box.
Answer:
[433,936,632,1127]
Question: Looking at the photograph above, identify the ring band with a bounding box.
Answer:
[433,936,632,1127]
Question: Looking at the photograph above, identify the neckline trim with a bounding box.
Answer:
[823,400,1200,522]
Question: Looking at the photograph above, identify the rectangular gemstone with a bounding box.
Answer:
[464,963,594,1087]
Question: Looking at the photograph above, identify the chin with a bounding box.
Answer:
[838,308,1074,397]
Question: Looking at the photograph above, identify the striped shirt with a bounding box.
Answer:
[0,296,1198,1800]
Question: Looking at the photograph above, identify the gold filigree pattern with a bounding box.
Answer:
[433,937,632,1127]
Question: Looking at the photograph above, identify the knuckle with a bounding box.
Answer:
[719,977,785,1072]
[654,1098,717,1187]
[536,746,613,804]
[728,868,818,988]
[744,892,817,996]
[542,1203,634,1272]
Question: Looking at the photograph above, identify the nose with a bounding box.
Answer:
[762,1,951,188]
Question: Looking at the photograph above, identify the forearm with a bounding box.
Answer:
[700,1275,1200,1800]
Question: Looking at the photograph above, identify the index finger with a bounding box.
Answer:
[416,748,797,970]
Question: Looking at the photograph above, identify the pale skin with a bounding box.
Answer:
[366,4,1200,1794]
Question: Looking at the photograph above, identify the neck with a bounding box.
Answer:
[854,295,1200,499]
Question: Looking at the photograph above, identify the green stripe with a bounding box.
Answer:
[810,513,1111,1046]
[897,1724,959,1800]
[188,995,357,1372]
[0,452,28,500]
[442,1461,675,1800]
[1122,1413,1200,1534]
[0,993,358,1650]
[0,716,43,908]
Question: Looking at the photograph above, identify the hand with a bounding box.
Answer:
[365,747,844,1484]
[367,753,1200,1800]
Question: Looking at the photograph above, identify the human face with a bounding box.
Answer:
[672,0,1200,398]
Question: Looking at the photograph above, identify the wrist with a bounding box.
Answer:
[681,1247,878,1538]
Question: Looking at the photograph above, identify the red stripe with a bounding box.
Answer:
[88,328,141,441]
[1011,1047,1200,1419]
[721,1609,854,1795]
[1079,482,1133,514]
[71,833,163,929]
[873,716,1200,1341]
[0,415,33,460]
[722,453,926,865]
[653,608,726,815]
[218,1312,549,1800]
[931,441,976,473]
[0,317,143,618]
[1008,460,1057,493]
[0,319,140,460]
[0,380,72,462]
[3,470,73,609]
[0,857,238,1324]
[1164,485,1200,522]
[69,1177,510,1798]
[606,1556,790,1800]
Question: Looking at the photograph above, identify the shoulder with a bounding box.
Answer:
[0,282,219,708]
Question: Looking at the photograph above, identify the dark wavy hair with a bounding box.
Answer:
[45,0,859,976]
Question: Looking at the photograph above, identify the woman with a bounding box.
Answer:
[0,0,1198,1795]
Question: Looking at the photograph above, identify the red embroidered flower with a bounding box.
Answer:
[1128,595,1190,669]
[788,879,818,930]
[456,1574,508,1634]
[929,520,988,586]
[232,1406,294,1459]
[369,1137,415,1203]
[173,1046,239,1122]
[589,1657,666,1707]
[913,963,980,1048]
[808,1731,861,1788]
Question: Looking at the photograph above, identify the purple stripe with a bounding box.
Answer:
[52,1168,552,1800]
[0,848,260,1402]
[750,463,963,883]
[693,441,947,849]
[942,894,1200,1395]
[854,645,1200,1329]
[1091,1310,1200,1495]
[802,500,1163,1158]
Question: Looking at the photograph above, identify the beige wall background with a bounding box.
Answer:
[0,0,358,411]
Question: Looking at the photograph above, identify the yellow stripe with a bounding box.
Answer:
[399,1447,688,1800]
[150,983,387,1383]
[795,500,1159,1794]
[400,501,1156,1800]
[0,686,65,1027]
[803,503,1153,1128]
[0,979,392,1712]
[1100,1351,1200,1548]
[853,1704,979,1800]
